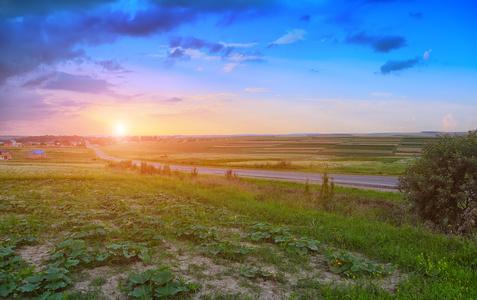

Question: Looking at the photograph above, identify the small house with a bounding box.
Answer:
[0,149,12,160]
[28,150,46,159]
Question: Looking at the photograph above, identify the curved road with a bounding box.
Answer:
[89,146,399,190]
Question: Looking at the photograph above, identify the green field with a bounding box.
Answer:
[98,135,433,176]
[1,148,476,299]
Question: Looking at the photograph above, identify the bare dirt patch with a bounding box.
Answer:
[17,242,54,270]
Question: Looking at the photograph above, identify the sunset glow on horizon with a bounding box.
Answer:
[1,0,476,136]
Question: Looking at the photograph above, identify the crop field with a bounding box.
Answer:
[1,153,476,299]
[99,135,435,176]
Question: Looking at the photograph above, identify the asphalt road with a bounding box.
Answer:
[89,146,399,190]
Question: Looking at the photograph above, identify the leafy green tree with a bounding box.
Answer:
[398,130,477,233]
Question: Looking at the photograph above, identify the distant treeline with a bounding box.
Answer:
[5,135,84,143]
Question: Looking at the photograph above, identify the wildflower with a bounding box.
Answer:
[293,238,297,241]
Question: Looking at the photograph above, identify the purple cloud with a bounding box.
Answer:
[0,0,273,84]
[43,72,113,94]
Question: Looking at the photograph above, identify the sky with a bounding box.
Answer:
[1,0,476,136]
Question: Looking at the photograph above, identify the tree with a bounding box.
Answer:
[397,130,477,233]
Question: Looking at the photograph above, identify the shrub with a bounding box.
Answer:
[225,169,239,180]
[191,167,199,178]
[319,172,335,209]
[397,130,477,234]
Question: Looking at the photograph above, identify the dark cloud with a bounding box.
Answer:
[169,36,224,53]
[0,0,115,18]
[95,59,125,72]
[43,72,113,94]
[164,49,190,68]
[155,0,275,13]
[169,49,189,60]
[1,0,274,84]
[0,15,86,84]
[166,35,264,68]
[22,72,57,88]
[156,0,278,27]
[380,56,420,74]
[346,32,406,52]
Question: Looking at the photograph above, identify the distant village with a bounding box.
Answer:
[0,136,83,160]
[0,135,165,160]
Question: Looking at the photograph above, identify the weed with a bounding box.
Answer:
[239,265,278,280]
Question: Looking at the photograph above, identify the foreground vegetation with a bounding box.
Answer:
[1,154,476,299]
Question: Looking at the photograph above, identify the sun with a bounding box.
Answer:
[115,123,126,136]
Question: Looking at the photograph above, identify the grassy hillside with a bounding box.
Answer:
[1,158,475,299]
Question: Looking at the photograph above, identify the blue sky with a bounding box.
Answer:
[0,0,476,135]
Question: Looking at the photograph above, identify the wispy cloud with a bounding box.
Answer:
[245,88,270,92]
[442,114,457,130]
[158,97,183,104]
[220,41,258,48]
[223,63,240,72]
[270,29,306,45]
[423,49,432,61]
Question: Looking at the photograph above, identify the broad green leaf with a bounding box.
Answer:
[57,239,73,249]
[129,272,152,284]
[107,244,122,250]
[24,275,44,283]
[95,253,110,261]
[123,250,136,258]
[285,246,295,254]
[151,271,174,286]
[81,256,92,263]
[65,259,80,268]
[155,282,184,297]
[0,282,16,297]
[209,247,221,255]
[128,285,151,297]
[19,282,40,292]
[45,281,67,291]
[35,292,65,300]
[33,291,51,300]
[307,243,318,251]
[329,264,341,274]
[339,264,350,273]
